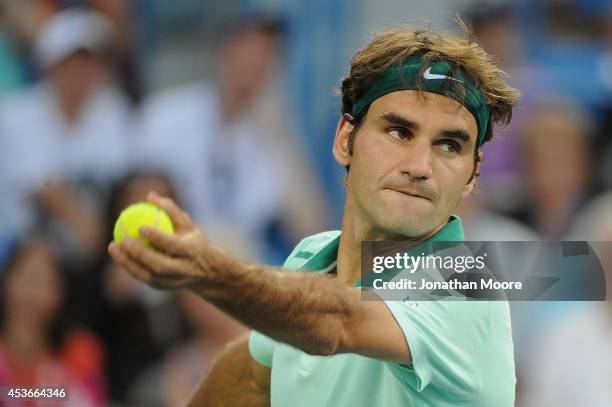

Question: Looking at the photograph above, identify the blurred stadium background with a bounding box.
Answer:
[0,0,611,405]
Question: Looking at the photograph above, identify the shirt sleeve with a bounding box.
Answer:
[248,330,277,368]
[383,300,494,400]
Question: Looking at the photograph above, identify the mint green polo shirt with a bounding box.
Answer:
[249,216,516,406]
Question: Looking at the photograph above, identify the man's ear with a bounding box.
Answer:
[332,114,354,167]
[462,150,483,198]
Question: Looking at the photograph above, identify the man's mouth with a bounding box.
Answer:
[385,188,432,201]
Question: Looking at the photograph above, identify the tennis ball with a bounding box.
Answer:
[113,202,174,248]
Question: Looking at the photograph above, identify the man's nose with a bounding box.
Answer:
[397,138,433,180]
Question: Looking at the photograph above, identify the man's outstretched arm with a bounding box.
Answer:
[108,192,410,363]
[188,333,270,407]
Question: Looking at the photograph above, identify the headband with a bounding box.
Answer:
[352,54,490,146]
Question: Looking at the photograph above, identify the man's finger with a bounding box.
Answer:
[108,242,154,284]
[120,237,183,275]
[147,191,194,232]
[140,226,189,257]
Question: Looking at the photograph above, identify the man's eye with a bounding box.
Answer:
[388,128,408,139]
[438,140,461,153]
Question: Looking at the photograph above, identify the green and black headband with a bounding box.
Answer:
[352,54,490,146]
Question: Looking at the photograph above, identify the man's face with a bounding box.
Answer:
[333,90,480,238]
[49,51,104,103]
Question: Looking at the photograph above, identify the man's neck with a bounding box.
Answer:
[335,197,446,286]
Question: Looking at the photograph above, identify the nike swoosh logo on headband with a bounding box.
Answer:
[423,67,464,83]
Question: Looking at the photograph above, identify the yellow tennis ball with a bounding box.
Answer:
[113,202,174,248]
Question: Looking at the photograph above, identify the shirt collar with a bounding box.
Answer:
[300,215,465,272]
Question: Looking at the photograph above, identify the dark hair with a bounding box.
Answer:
[340,23,518,134]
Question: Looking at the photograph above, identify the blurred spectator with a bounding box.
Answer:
[0,8,133,259]
[95,170,184,404]
[518,192,612,407]
[136,14,329,263]
[0,0,142,100]
[161,293,245,407]
[0,237,106,406]
[465,1,556,212]
[98,169,262,404]
[97,170,259,405]
[517,99,595,238]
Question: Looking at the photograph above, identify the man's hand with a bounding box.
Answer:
[107,191,229,291]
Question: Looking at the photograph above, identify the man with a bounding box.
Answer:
[518,100,593,238]
[109,24,519,406]
[136,16,328,262]
[0,8,131,256]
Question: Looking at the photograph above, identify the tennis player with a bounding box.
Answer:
[109,24,519,406]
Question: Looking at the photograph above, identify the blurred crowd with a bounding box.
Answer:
[0,0,610,406]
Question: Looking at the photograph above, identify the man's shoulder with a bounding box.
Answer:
[283,230,341,269]
[292,230,341,252]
